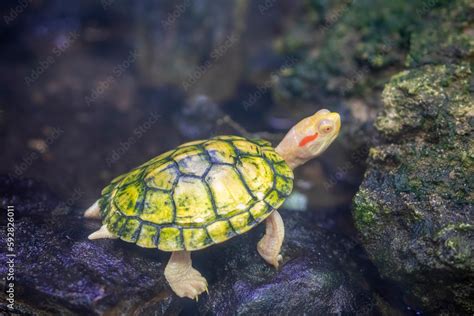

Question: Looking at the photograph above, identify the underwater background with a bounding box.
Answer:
[0,0,472,315]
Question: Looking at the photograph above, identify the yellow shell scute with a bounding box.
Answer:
[206,220,234,243]
[203,140,236,164]
[141,189,174,224]
[275,175,293,197]
[265,190,283,209]
[172,146,202,161]
[236,156,273,199]
[183,228,211,250]
[273,161,294,179]
[205,164,253,217]
[249,200,271,222]
[105,209,125,235]
[101,183,115,196]
[212,135,245,141]
[144,161,178,191]
[114,184,145,216]
[250,138,272,147]
[139,149,175,168]
[111,173,126,184]
[136,224,158,248]
[229,212,253,234]
[158,227,183,251]
[103,203,118,223]
[232,140,260,156]
[120,218,141,242]
[262,147,285,163]
[176,153,210,177]
[119,168,144,186]
[174,176,215,226]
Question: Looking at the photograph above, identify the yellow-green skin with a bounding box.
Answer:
[99,135,294,251]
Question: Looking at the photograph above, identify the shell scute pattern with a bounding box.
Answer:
[144,161,178,191]
[205,164,253,217]
[100,136,293,251]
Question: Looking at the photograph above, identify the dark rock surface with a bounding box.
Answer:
[197,213,379,315]
[0,176,180,315]
[353,1,474,313]
[0,176,387,315]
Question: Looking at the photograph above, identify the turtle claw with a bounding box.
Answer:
[257,247,283,269]
[164,251,208,301]
[272,254,283,269]
[167,268,208,300]
[275,254,283,269]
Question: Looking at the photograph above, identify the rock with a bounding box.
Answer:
[0,176,181,315]
[352,2,474,311]
[198,213,379,315]
[270,0,467,158]
[406,0,474,68]
[1,176,386,315]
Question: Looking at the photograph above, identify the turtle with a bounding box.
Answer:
[84,109,341,299]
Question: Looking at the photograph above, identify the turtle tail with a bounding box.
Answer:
[84,200,100,219]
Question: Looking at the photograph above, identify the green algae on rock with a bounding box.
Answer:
[353,58,473,313]
[273,0,453,101]
[406,0,474,68]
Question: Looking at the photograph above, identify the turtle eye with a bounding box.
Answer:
[319,119,334,134]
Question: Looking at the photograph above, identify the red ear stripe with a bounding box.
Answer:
[299,133,319,147]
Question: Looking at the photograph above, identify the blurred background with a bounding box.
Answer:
[0,0,375,231]
[0,0,472,315]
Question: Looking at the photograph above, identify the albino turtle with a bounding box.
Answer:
[84,109,341,299]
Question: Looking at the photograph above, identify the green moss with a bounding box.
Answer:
[375,62,472,139]
[274,0,457,100]
[353,189,378,227]
[406,0,474,67]
[436,223,474,237]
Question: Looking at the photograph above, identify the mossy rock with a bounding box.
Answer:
[353,2,474,312]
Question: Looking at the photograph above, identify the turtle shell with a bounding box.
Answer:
[98,135,294,251]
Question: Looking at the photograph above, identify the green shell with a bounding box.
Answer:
[99,135,294,251]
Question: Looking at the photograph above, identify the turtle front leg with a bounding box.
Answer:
[164,251,208,300]
[257,210,284,269]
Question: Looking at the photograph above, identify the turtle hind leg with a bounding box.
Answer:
[84,200,101,219]
[257,210,284,269]
[88,224,118,240]
[164,251,208,300]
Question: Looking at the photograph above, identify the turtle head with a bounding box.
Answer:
[275,109,341,169]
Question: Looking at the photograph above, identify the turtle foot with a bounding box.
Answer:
[164,251,208,300]
[167,268,208,300]
[258,241,283,269]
